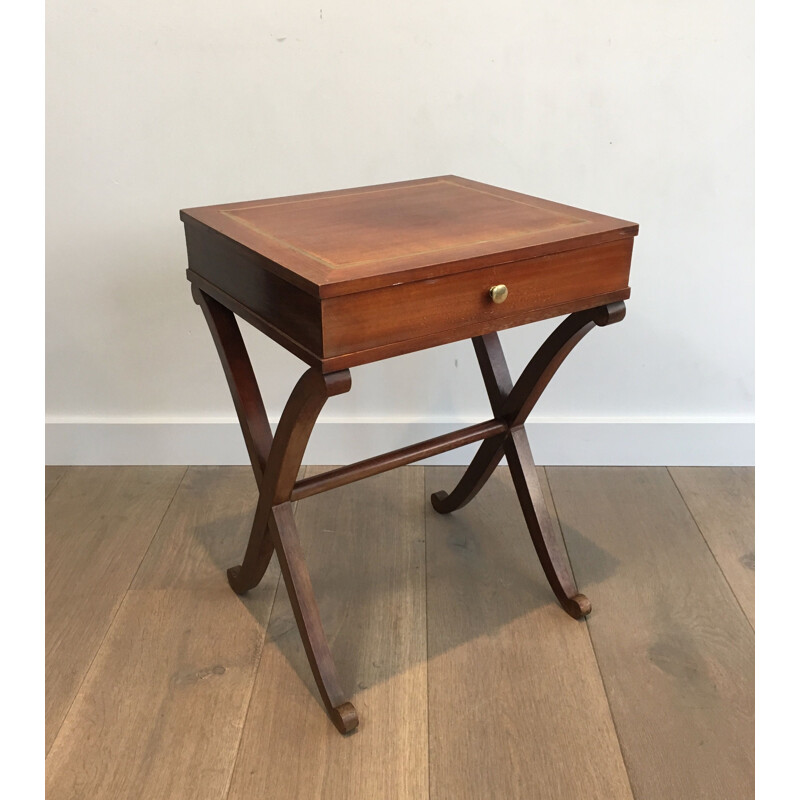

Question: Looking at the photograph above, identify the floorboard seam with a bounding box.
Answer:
[221,467,304,800]
[423,467,432,800]
[45,467,69,501]
[543,466,638,800]
[45,465,189,759]
[666,467,754,633]
[221,577,283,800]
[124,466,190,591]
[583,618,638,800]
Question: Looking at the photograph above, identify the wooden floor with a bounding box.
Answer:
[45,465,754,800]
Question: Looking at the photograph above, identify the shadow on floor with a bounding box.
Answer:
[188,465,620,712]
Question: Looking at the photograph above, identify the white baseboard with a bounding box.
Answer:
[44,418,755,466]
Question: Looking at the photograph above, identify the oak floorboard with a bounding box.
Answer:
[546,467,754,800]
[45,467,283,800]
[226,466,428,800]
[669,467,755,627]
[425,466,632,800]
[45,466,185,753]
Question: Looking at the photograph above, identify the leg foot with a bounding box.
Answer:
[226,489,275,594]
[430,434,507,514]
[331,702,360,734]
[227,565,250,595]
[430,490,451,513]
[563,593,592,619]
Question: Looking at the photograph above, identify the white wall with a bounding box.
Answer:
[46,1,754,465]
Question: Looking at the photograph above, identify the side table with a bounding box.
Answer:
[180,176,638,733]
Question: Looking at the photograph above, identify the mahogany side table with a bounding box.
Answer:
[180,176,638,734]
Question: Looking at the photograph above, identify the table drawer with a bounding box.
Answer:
[322,237,633,360]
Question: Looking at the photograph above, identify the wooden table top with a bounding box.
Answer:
[181,175,637,299]
[183,176,637,370]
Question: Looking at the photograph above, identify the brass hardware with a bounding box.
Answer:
[489,284,508,304]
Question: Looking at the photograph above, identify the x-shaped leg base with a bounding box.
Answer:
[192,284,625,733]
[432,301,626,618]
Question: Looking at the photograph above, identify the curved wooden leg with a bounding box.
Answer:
[228,368,352,595]
[192,286,272,483]
[432,302,626,617]
[504,427,590,619]
[432,303,625,514]
[430,434,506,513]
[226,489,274,595]
[502,301,626,428]
[430,333,513,513]
[270,502,359,733]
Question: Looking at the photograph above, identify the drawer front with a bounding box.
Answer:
[322,238,633,359]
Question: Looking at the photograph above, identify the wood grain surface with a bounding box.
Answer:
[45,467,282,799]
[183,176,636,371]
[322,239,632,358]
[425,466,632,800]
[546,467,754,800]
[226,467,428,800]
[182,176,637,297]
[45,466,185,752]
[45,465,753,799]
[221,179,584,269]
[185,226,324,356]
[669,467,755,627]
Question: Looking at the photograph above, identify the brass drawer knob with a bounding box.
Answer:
[489,284,508,304]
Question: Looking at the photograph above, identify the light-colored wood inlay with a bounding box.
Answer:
[425,466,632,800]
[45,467,281,799]
[223,179,582,269]
[45,466,185,753]
[546,467,754,800]
[227,467,428,800]
[669,467,755,627]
